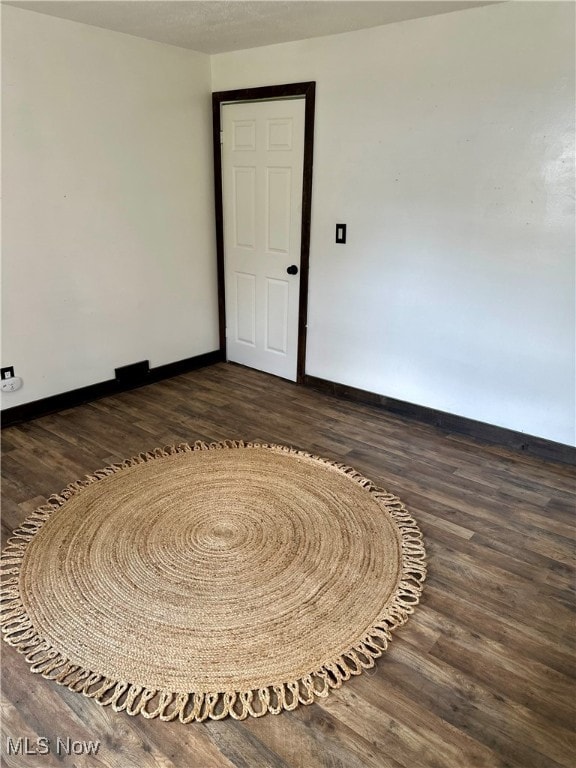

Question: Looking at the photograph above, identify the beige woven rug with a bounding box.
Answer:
[0,441,426,722]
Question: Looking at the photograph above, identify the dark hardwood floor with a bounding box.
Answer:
[1,362,574,768]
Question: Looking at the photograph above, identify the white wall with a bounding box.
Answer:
[213,1,576,446]
[1,5,219,408]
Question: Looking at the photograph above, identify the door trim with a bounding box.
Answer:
[212,82,316,384]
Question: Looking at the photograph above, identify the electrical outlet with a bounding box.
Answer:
[1,376,23,393]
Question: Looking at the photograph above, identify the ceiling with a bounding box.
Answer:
[3,1,499,54]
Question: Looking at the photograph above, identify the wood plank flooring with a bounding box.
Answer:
[1,362,574,768]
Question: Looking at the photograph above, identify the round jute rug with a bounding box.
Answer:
[0,441,426,722]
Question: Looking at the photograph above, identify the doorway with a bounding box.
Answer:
[212,82,315,383]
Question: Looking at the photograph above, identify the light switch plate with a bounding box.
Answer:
[336,224,346,244]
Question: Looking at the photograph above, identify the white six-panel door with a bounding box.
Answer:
[222,99,305,381]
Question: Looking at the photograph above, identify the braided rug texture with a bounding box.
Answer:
[0,441,426,722]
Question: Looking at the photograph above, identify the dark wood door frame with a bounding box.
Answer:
[212,81,316,384]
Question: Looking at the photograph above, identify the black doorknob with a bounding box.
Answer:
[287,265,299,275]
